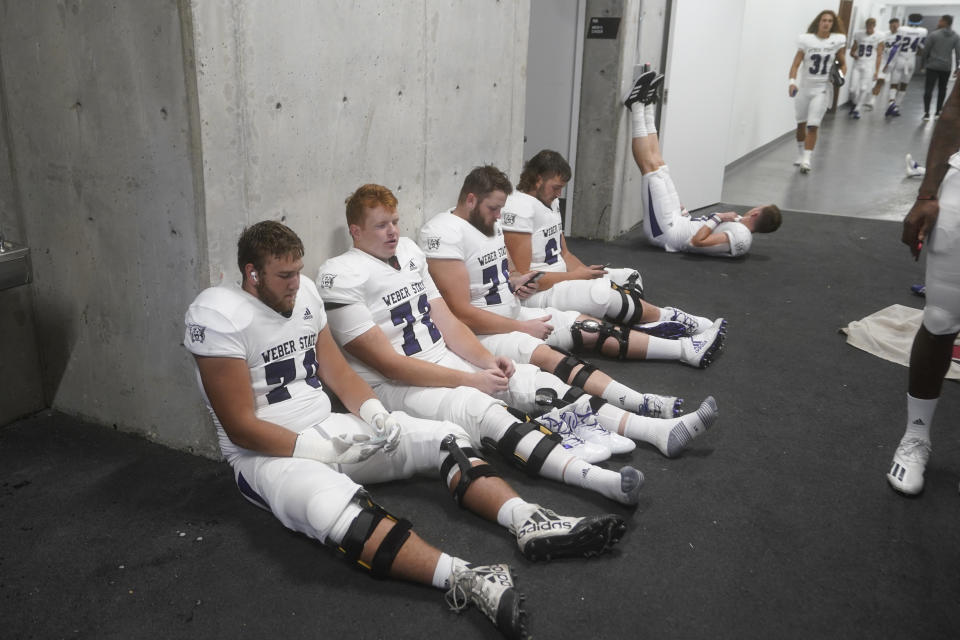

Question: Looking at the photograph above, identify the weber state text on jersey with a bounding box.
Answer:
[318,238,446,385]
[797,32,847,83]
[184,278,330,459]
[419,210,519,316]
[500,191,566,272]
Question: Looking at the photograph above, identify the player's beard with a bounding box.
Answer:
[468,205,496,236]
[256,280,296,317]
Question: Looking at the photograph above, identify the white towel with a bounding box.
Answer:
[841,304,960,379]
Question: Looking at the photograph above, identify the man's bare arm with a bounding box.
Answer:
[903,80,960,258]
[313,325,379,414]
[194,355,298,456]
[343,324,475,389]
[426,257,530,335]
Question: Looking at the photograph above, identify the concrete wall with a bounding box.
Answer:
[0,1,212,452]
[0,1,530,456]
[0,42,45,424]
[192,0,530,283]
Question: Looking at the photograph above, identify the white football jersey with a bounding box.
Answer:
[851,30,885,61]
[318,238,447,385]
[896,25,927,57]
[419,210,520,317]
[882,31,902,65]
[797,32,847,83]
[500,191,566,273]
[184,279,331,459]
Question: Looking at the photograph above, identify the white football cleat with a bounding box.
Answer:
[639,393,684,418]
[536,406,611,463]
[887,437,931,495]
[905,153,926,177]
[561,396,636,454]
[446,563,527,639]
[679,321,725,369]
[511,504,627,562]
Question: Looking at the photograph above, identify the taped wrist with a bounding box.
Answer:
[359,398,388,427]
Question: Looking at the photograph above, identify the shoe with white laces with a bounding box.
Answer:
[886,437,931,495]
[799,160,812,174]
[536,406,611,463]
[511,504,627,562]
[445,563,527,640]
[679,321,725,368]
[561,396,636,454]
[639,393,684,418]
[634,306,712,338]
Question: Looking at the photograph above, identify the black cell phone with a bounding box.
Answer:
[522,271,544,286]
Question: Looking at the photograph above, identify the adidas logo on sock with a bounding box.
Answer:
[581,468,590,479]
[912,418,926,426]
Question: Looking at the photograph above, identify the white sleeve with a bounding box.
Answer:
[420,220,465,260]
[325,303,377,346]
[501,195,535,233]
[184,296,247,359]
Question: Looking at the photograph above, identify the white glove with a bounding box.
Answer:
[359,398,402,454]
[292,428,384,464]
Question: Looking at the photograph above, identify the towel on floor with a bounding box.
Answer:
[841,304,960,379]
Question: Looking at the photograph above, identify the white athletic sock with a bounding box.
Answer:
[904,394,936,442]
[889,89,899,103]
[644,103,657,134]
[496,496,529,529]
[615,398,717,457]
[601,380,646,412]
[631,104,647,138]
[796,141,804,156]
[432,553,460,589]
[559,457,639,504]
[801,149,812,164]
[643,335,682,360]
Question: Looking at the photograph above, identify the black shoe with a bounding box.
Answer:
[624,70,656,109]
[640,74,665,105]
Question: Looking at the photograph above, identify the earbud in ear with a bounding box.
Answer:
[251,271,258,282]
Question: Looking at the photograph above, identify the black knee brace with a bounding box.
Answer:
[571,318,630,360]
[609,274,645,325]
[484,419,561,476]
[440,434,501,508]
[549,345,599,390]
[332,490,412,579]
